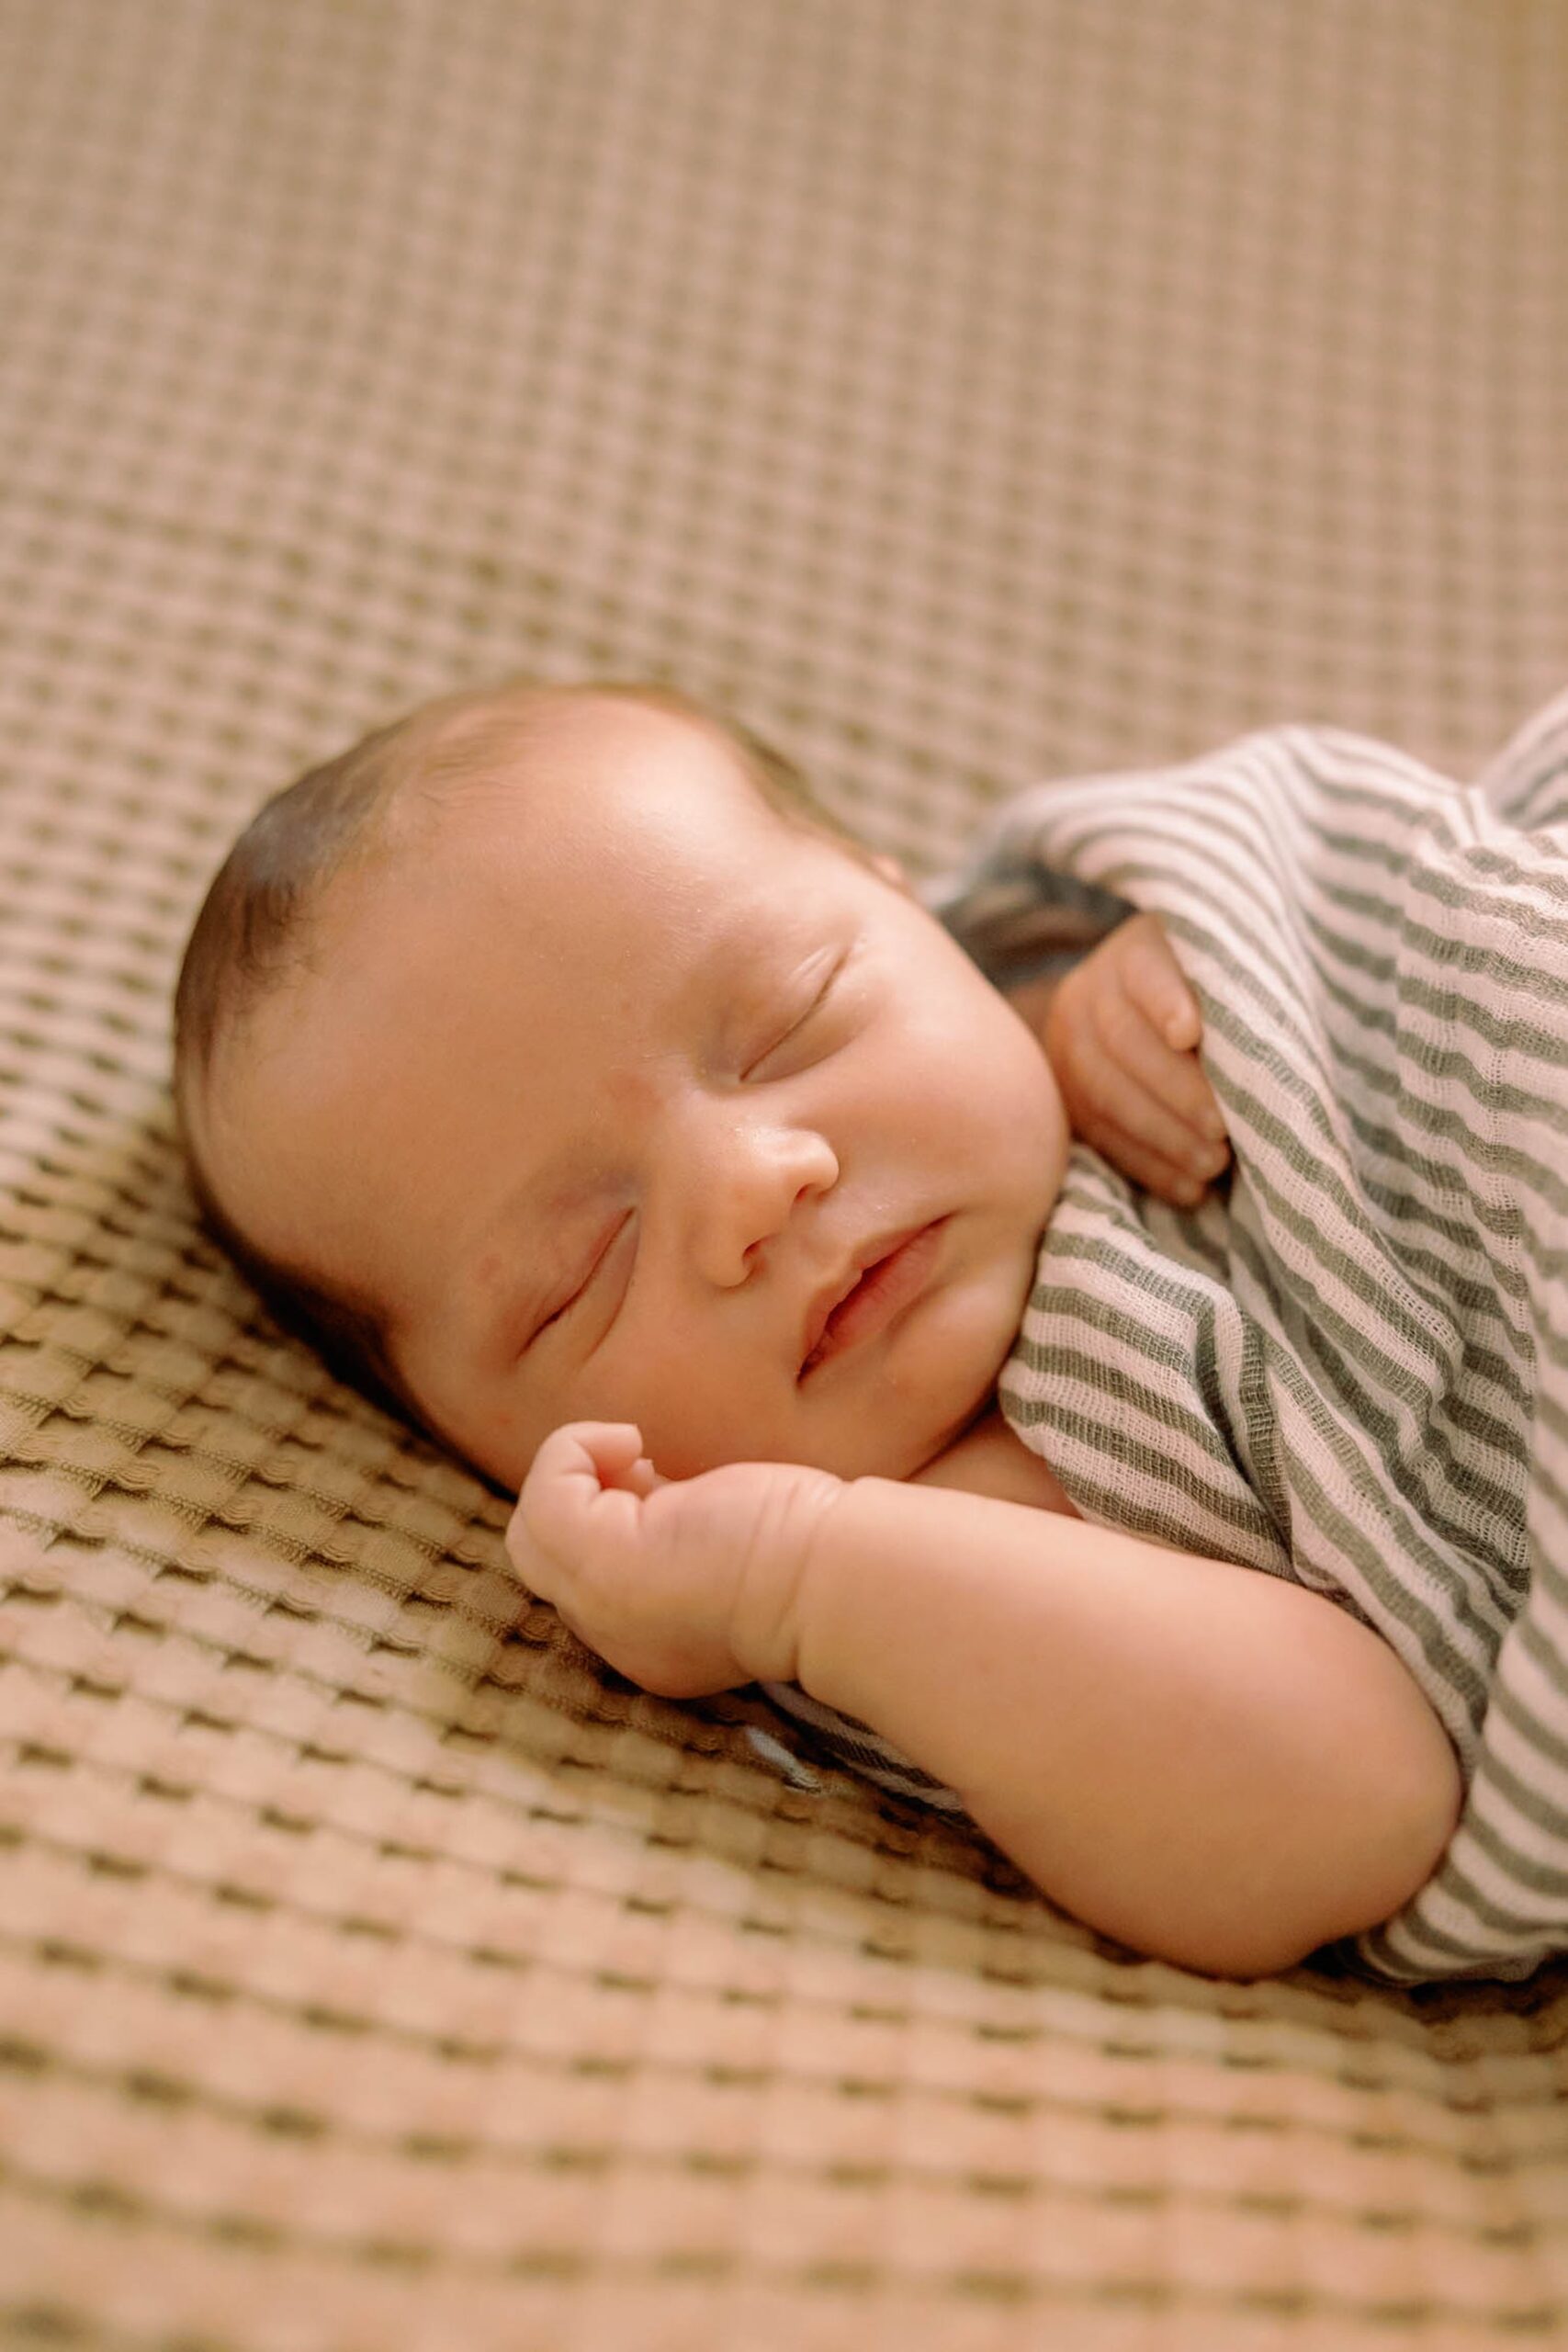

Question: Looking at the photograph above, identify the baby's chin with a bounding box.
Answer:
[807,1343,1014,1484]
[878,1397,998,1482]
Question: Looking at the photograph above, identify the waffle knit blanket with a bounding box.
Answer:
[773,689,1568,1986]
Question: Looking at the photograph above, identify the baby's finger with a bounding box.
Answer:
[1095,991,1229,1155]
[1116,914,1202,1051]
[1078,1112,1220,1207]
[1087,1037,1230,1183]
[1138,1048,1231,1158]
[604,1452,670,1499]
[564,1421,649,1482]
[507,1421,646,1578]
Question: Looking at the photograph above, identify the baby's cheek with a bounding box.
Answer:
[566,1340,726,1483]
[969,1006,1066,1182]
[1022,1012,1072,1145]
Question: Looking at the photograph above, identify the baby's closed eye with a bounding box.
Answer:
[525,1210,637,1355]
[741,944,852,1081]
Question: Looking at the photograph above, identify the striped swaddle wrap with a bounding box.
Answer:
[765,690,1568,1984]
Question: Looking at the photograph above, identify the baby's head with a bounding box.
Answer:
[175,679,1067,1491]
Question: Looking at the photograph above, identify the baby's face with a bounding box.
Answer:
[201,698,1069,1488]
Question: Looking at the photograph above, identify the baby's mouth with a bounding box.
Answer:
[799,1219,946,1377]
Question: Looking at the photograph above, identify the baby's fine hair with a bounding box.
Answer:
[172,675,853,1443]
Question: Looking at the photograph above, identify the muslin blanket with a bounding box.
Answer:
[767,687,1568,1986]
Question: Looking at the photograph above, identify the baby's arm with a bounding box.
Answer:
[1013,911,1231,1204]
[510,1429,1461,1979]
[793,1476,1460,1974]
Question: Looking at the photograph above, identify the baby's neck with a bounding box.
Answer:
[908,1405,1077,1515]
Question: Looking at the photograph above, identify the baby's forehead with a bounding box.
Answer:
[397,690,790,879]
[318,691,792,956]
[420,684,757,808]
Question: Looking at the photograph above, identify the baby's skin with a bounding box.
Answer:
[194,689,1460,1974]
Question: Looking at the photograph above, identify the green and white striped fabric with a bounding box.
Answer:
[769,687,1568,1985]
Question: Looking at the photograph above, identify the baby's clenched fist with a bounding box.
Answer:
[505,1422,846,1699]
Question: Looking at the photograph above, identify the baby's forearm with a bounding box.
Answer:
[790,1479,1461,1977]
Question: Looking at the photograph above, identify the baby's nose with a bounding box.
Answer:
[691,1115,839,1287]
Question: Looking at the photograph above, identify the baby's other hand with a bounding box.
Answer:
[1033,913,1230,1204]
[505,1422,845,1698]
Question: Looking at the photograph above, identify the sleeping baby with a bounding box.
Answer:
[176,673,1568,1984]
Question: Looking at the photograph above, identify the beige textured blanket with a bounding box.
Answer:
[4,3,1568,2346]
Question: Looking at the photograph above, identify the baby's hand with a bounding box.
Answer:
[505,1422,845,1699]
[1035,913,1230,1205]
